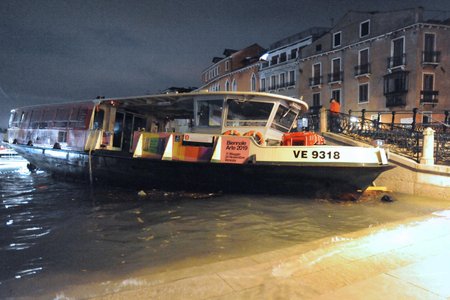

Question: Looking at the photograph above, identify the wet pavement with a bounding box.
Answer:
[38,209,450,299]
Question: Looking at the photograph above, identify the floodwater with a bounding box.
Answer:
[1,166,449,298]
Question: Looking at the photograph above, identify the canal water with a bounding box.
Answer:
[1,167,449,298]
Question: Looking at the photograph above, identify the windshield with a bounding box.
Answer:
[196,100,223,127]
[226,100,273,127]
[271,105,298,132]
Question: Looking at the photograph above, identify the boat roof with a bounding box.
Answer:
[11,91,309,118]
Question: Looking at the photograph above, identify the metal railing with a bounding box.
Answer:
[354,64,371,76]
[327,71,343,83]
[422,51,441,64]
[309,76,323,87]
[334,109,450,164]
[387,54,406,69]
[301,109,450,165]
[420,90,439,105]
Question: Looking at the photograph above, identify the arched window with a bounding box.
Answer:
[225,80,230,91]
[251,73,256,91]
[232,79,237,91]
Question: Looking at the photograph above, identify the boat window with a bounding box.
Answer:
[29,110,43,129]
[9,111,17,127]
[271,105,298,132]
[196,100,222,127]
[69,108,89,129]
[39,109,56,129]
[93,109,104,129]
[21,111,30,128]
[55,108,70,128]
[226,100,273,127]
[58,131,67,143]
[113,112,124,148]
[133,116,146,131]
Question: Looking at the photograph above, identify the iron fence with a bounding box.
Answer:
[334,110,450,165]
[301,109,450,165]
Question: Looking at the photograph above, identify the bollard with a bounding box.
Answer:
[412,108,418,132]
[420,127,435,165]
[320,107,328,133]
[390,111,396,131]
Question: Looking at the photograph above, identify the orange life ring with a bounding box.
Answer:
[222,129,241,136]
[244,131,264,145]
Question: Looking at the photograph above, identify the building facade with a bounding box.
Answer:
[200,44,265,92]
[259,28,328,98]
[298,7,450,124]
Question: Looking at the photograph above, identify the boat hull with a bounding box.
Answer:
[9,144,391,197]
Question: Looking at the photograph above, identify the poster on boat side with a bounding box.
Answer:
[220,137,250,164]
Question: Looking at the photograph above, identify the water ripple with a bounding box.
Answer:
[1,169,450,298]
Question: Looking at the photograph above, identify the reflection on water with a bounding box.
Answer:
[0,168,449,297]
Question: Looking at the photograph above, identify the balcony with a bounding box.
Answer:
[387,54,406,69]
[420,90,439,105]
[267,81,295,91]
[309,76,323,87]
[354,63,371,76]
[422,51,441,65]
[385,93,407,107]
[327,71,343,83]
[384,73,408,107]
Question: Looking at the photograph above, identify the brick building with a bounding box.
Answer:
[200,44,265,92]
[297,7,450,124]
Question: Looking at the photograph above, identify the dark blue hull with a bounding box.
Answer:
[9,144,392,198]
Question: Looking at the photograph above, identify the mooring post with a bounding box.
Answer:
[361,109,366,131]
[390,111,395,130]
[412,108,418,132]
[444,110,449,133]
[376,112,381,131]
[320,107,328,133]
[420,127,435,165]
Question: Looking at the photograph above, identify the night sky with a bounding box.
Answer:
[1,0,450,128]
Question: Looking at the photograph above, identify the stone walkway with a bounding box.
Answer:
[49,210,450,299]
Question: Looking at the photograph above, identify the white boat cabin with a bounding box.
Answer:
[8,91,309,152]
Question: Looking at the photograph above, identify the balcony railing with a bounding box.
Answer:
[387,54,406,69]
[309,76,323,87]
[354,63,371,76]
[386,93,407,107]
[422,51,441,64]
[267,81,295,90]
[420,90,439,104]
[327,71,343,83]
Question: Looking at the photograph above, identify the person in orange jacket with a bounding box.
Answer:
[329,98,341,132]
